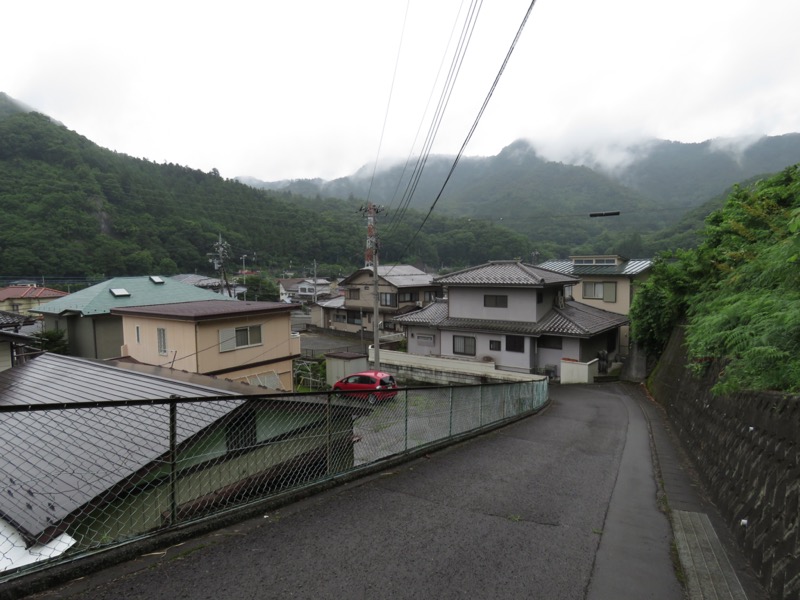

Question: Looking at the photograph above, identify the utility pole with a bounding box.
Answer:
[312,259,318,305]
[361,203,382,371]
[208,234,233,297]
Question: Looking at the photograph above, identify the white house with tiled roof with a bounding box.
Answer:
[392,260,629,378]
[536,255,652,355]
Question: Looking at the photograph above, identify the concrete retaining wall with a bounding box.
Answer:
[369,348,546,385]
[648,326,799,600]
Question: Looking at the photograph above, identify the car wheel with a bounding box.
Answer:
[367,393,377,405]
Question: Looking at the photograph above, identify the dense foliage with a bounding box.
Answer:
[630,166,800,392]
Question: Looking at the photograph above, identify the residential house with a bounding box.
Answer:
[392,260,629,378]
[309,294,346,331]
[278,278,332,304]
[535,255,652,356]
[32,276,237,360]
[112,299,301,391]
[0,353,363,572]
[0,285,68,316]
[337,265,440,335]
[0,311,36,371]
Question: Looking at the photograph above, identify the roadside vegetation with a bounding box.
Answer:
[630,166,800,393]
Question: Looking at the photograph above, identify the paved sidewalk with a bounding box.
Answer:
[627,382,766,600]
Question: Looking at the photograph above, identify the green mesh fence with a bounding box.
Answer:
[0,379,547,580]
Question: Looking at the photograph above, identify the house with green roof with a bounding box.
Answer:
[32,276,236,359]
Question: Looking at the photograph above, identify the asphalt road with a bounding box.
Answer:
[25,383,684,600]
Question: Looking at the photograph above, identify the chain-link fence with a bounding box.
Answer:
[0,380,547,581]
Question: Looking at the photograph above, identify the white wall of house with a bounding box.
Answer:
[447,287,556,322]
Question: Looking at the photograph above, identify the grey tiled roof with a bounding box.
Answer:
[537,258,652,277]
[0,310,35,329]
[34,276,237,316]
[435,261,577,287]
[391,299,449,325]
[392,300,628,338]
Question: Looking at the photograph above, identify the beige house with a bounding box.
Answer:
[536,255,652,356]
[337,265,441,335]
[112,300,301,391]
[0,285,68,316]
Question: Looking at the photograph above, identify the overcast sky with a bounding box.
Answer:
[4,0,800,181]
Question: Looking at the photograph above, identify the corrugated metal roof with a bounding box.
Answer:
[0,353,246,542]
[537,258,652,277]
[392,299,627,338]
[435,261,578,287]
[33,277,237,316]
[111,299,299,321]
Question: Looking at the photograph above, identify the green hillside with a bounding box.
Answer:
[630,165,800,392]
[0,107,535,278]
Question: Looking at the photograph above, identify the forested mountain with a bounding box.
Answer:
[247,135,800,232]
[0,100,535,278]
[2,91,800,280]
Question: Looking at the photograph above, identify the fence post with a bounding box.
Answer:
[448,387,453,437]
[169,400,178,525]
[404,389,409,452]
[326,392,332,475]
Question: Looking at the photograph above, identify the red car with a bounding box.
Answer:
[332,370,399,403]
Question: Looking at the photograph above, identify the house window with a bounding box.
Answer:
[506,335,525,353]
[417,334,435,347]
[424,290,438,302]
[346,311,362,325]
[583,281,617,302]
[379,293,397,307]
[136,325,141,344]
[537,291,543,304]
[219,325,262,352]
[157,328,167,355]
[235,325,262,348]
[489,340,501,351]
[538,335,563,349]
[483,294,508,308]
[453,335,476,356]
[347,288,360,300]
[398,291,418,303]
[334,313,347,323]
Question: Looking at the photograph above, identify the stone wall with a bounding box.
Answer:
[648,326,799,600]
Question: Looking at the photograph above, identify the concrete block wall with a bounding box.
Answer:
[648,326,799,600]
